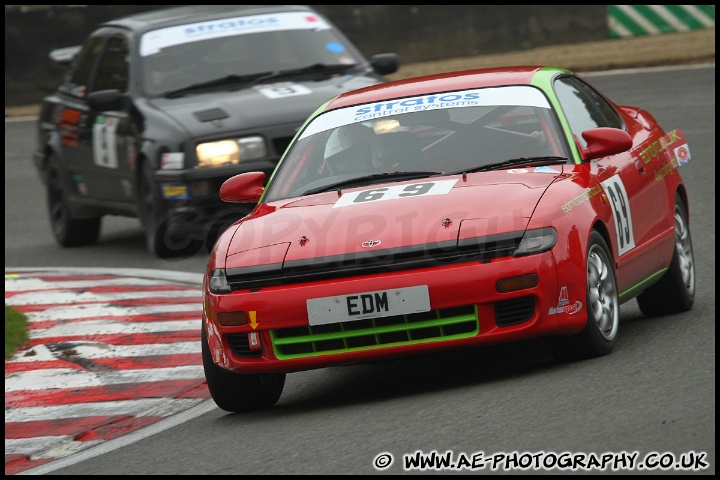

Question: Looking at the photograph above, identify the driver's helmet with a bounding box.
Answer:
[150,49,184,74]
[323,123,383,174]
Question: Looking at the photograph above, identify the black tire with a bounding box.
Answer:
[549,231,619,362]
[201,326,285,413]
[138,161,204,258]
[46,155,101,247]
[137,160,164,255]
[636,196,695,316]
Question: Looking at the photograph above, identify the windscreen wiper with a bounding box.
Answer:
[253,63,358,84]
[446,156,568,176]
[302,171,442,196]
[164,72,273,98]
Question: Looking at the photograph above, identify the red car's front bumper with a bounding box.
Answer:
[204,251,588,374]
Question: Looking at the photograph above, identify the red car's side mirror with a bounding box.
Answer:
[579,127,633,161]
[219,172,266,203]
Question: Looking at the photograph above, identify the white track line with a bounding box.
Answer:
[7,289,200,305]
[6,397,205,423]
[24,303,200,321]
[5,365,205,392]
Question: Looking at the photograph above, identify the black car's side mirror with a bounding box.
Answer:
[49,45,81,67]
[370,53,400,76]
[86,89,126,112]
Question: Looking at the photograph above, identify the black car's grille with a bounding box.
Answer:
[494,296,535,326]
[270,304,478,359]
[225,231,524,290]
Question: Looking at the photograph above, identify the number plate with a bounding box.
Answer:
[307,285,430,326]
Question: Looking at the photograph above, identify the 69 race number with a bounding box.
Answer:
[601,174,635,255]
[333,179,457,208]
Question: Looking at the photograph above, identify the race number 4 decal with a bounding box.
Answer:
[601,174,635,256]
[92,116,119,168]
[257,83,312,99]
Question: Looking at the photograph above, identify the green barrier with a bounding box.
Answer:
[609,5,715,38]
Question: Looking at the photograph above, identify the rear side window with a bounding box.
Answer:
[93,36,129,93]
[554,75,624,148]
[61,36,104,97]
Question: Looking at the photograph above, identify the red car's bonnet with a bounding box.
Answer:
[222,170,559,268]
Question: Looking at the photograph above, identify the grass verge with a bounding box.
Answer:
[5,304,29,360]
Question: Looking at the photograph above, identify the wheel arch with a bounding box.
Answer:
[590,219,615,263]
[675,184,690,221]
[38,130,67,181]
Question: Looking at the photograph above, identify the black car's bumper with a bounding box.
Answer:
[152,161,276,252]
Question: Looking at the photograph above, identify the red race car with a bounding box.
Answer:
[202,66,695,412]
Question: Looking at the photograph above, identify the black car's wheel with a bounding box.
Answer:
[550,231,619,362]
[46,155,101,247]
[201,326,285,413]
[636,196,695,316]
[137,160,164,255]
[138,161,202,258]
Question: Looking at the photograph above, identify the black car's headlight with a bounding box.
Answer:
[196,136,266,167]
[514,227,557,256]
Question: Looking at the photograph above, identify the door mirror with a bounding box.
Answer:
[220,172,266,203]
[579,127,633,161]
[87,89,125,112]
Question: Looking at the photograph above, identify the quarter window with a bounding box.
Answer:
[93,36,129,93]
[554,76,624,148]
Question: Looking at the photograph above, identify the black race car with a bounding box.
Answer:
[33,5,398,257]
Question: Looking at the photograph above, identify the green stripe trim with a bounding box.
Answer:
[619,268,668,304]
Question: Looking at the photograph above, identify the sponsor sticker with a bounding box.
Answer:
[674,143,691,165]
[161,152,185,169]
[140,12,331,55]
[548,286,583,315]
[161,183,190,200]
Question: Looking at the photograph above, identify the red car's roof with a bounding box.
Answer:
[327,65,547,110]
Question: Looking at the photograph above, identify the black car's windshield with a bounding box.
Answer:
[263,86,574,203]
[141,15,363,96]
[164,72,273,98]
[252,63,359,85]
[164,64,360,98]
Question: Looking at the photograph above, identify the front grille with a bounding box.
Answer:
[270,304,478,360]
[228,333,262,358]
[494,296,535,326]
[226,231,525,290]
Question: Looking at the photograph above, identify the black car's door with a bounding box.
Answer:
[81,33,135,204]
[58,30,134,205]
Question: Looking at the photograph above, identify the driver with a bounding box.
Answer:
[146,49,188,92]
[321,123,383,175]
